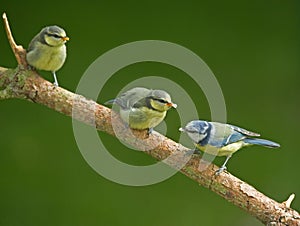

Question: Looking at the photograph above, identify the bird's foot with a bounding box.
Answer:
[52,72,59,87]
[184,148,200,157]
[215,166,227,176]
[147,128,154,135]
[53,81,59,87]
[192,148,201,155]
[27,65,35,70]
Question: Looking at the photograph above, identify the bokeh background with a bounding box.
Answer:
[1,1,299,225]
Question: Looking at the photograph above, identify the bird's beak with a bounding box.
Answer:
[166,102,177,108]
[179,127,185,132]
[62,36,69,41]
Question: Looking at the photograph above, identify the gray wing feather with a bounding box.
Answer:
[114,87,150,109]
[229,124,260,137]
[209,122,258,148]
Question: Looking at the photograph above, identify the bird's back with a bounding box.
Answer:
[114,87,151,109]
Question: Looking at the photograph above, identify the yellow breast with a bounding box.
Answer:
[26,42,67,72]
[120,107,166,130]
[195,141,247,156]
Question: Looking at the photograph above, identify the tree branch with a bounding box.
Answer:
[2,13,27,67]
[1,13,300,226]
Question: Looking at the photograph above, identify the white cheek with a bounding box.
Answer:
[187,133,207,142]
[45,36,63,46]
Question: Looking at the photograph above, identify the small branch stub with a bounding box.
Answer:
[283,193,296,208]
[2,12,27,67]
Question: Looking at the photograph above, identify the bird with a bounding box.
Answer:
[179,120,280,174]
[26,25,69,87]
[106,87,177,133]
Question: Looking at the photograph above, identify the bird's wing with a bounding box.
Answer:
[208,122,260,148]
[27,35,39,52]
[208,122,247,147]
[224,132,246,145]
[113,87,150,109]
[229,124,260,137]
[27,31,45,52]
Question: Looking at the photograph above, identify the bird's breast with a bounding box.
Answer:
[120,107,166,129]
[195,141,246,156]
[26,42,67,72]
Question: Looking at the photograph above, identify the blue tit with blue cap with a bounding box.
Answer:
[106,87,177,134]
[179,120,280,174]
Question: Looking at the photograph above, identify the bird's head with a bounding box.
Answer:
[179,120,210,142]
[43,25,69,47]
[148,90,177,112]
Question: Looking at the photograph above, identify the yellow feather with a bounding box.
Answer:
[195,141,250,157]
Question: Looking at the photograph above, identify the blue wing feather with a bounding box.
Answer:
[206,123,246,148]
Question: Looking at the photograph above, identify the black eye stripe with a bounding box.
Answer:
[46,33,62,39]
[151,98,168,104]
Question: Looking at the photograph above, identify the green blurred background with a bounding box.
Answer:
[1,1,299,225]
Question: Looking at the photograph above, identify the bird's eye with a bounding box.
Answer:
[52,34,62,39]
[153,98,167,104]
[158,99,167,103]
[47,33,61,39]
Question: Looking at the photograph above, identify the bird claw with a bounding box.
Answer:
[184,148,200,158]
[192,148,201,155]
[53,81,59,87]
[147,128,154,135]
[27,65,35,70]
[215,166,227,176]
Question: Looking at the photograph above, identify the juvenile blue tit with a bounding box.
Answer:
[106,87,177,133]
[26,25,69,87]
[179,120,280,174]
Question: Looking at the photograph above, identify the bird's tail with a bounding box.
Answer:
[243,138,280,148]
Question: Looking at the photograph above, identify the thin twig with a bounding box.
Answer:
[2,12,27,67]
